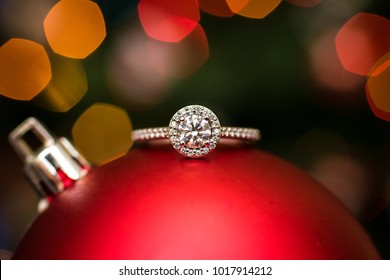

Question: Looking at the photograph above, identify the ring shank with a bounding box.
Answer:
[132,127,261,143]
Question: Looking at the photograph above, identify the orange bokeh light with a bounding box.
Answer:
[138,0,200,42]
[226,0,281,19]
[147,25,209,79]
[366,53,390,121]
[198,0,235,17]
[285,0,322,8]
[335,13,390,76]
[0,39,51,101]
[44,0,106,59]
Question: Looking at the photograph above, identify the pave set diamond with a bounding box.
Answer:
[131,105,261,158]
[169,105,221,158]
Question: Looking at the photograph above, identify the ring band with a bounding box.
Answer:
[132,105,261,158]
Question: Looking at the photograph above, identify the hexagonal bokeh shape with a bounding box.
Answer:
[226,0,281,19]
[366,53,390,121]
[72,103,133,165]
[0,39,51,100]
[336,13,390,76]
[44,0,106,59]
[138,0,200,42]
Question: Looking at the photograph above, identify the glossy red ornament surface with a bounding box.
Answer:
[13,145,379,259]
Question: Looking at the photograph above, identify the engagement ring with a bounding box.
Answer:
[132,105,260,158]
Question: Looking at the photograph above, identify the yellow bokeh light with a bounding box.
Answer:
[226,0,281,19]
[33,54,88,112]
[0,38,51,100]
[44,0,106,59]
[72,103,133,166]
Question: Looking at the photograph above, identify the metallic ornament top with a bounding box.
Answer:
[9,118,90,200]
[132,105,260,158]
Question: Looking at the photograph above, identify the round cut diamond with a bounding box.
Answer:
[178,115,211,149]
[169,105,221,158]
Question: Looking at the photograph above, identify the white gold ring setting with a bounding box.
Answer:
[132,105,261,158]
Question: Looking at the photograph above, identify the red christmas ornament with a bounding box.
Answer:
[11,142,379,259]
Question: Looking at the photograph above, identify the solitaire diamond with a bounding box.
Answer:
[169,105,221,157]
[178,115,211,149]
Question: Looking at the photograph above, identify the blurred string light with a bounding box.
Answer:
[108,19,209,109]
[0,0,53,43]
[33,53,88,112]
[366,52,390,121]
[138,0,200,42]
[284,0,321,8]
[225,0,281,19]
[44,0,106,58]
[198,0,234,17]
[72,103,133,166]
[335,13,390,76]
[309,29,364,92]
[0,39,51,101]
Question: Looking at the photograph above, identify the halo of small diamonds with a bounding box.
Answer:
[169,105,221,158]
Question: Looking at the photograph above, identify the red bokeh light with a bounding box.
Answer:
[138,0,200,42]
[335,13,390,76]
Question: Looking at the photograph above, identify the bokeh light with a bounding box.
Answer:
[0,39,51,101]
[198,0,235,17]
[366,52,390,121]
[107,24,171,109]
[44,0,106,59]
[147,24,209,78]
[33,54,88,112]
[310,154,370,216]
[335,13,390,76]
[0,0,53,43]
[138,0,200,42]
[226,0,281,19]
[285,0,322,8]
[309,29,364,92]
[289,128,350,171]
[72,104,133,166]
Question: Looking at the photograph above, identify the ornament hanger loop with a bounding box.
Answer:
[9,118,90,204]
